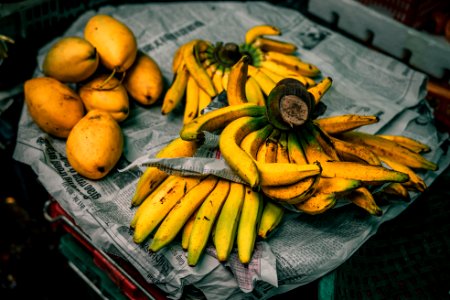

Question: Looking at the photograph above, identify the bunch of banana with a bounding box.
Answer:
[161,24,325,122]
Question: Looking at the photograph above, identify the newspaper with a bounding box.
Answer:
[12,2,450,299]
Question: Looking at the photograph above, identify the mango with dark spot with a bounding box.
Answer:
[66,110,123,180]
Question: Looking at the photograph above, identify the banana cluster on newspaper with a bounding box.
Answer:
[130,24,437,267]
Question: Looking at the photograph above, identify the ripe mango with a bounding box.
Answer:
[42,36,99,83]
[84,14,137,73]
[66,110,123,180]
[123,51,164,106]
[78,74,129,122]
[24,77,85,138]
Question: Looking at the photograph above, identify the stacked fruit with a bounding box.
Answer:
[22,14,164,180]
[130,64,436,266]
[161,24,325,124]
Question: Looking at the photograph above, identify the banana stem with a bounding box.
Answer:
[279,94,309,126]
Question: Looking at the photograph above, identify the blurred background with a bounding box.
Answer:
[1,0,449,299]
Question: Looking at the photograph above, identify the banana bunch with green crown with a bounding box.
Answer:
[161,24,324,123]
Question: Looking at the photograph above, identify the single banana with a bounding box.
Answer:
[184,75,200,124]
[294,192,336,215]
[179,103,265,142]
[287,130,308,164]
[376,134,431,153]
[338,131,438,171]
[221,67,231,92]
[212,64,225,95]
[315,177,361,195]
[261,174,320,204]
[214,182,245,262]
[237,186,264,264]
[181,209,197,250]
[259,66,285,85]
[320,161,410,184]
[131,137,197,206]
[188,180,231,266]
[307,77,333,105]
[172,42,190,73]
[227,55,250,106]
[256,161,321,186]
[197,86,212,115]
[248,65,276,96]
[149,175,219,252]
[219,116,269,188]
[307,122,340,161]
[183,40,216,97]
[378,182,410,200]
[245,76,266,106]
[133,176,202,243]
[245,24,281,45]
[161,63,189,115]
[330,135,381,166]
[258,199,285,239]
[347,187,382,216]
[264,51,321,77]
[252,37,298,54]
[240,123,274,160]
[379,156,427,192]
[276,132,290,163]
[314,114,379,135]
[261,129,281,164]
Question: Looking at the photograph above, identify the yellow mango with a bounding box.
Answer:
[42,36,99,83]
[78,74,129,122]
[66,110,123,180]
[84,14,137,73]
[24,77,85,138]
[123,51,164,106]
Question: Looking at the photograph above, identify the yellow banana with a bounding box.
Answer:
[308,122,340,161]
[379,156,427,192]
[295,192,336,215]
[245,76,266,106]
[252,37,298,54]
[214,182,245,262]
[240,123,274,160]
[307,77,333,105]
[256,161,321,186]
[133,176,202,243]
[258,200,285,239]
[264,51,321,78]
[183,40,216,97]
[149,175,219,252]
[219,116,269,188]
[212,65,225,95]
[184,75,200,124]
[227,55,249,106]
[376,134,431,153]
[314,114,379,135]
[320,161,409,184]
[248,65,276,95]
[131,137,197,206]
[180,103,265,142]
[161,63,189,115]
[245,24,281,45]
[330,135,381,166]
[197,86,212,115]
[378,182,410,200]
[338,131,438,171]
[347,187,382,216]
[188,180,231,266]
[237,186,264,264]
[221,67,230,92]
[287,130,308,164]
[298,125,335,164]
[260,129,281,164]
[259,66,284,85]
[315,177,361,195]
[181,209,197,250]
[276,132,290,163]
[261,174,320,204]
[172,42,188,73]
